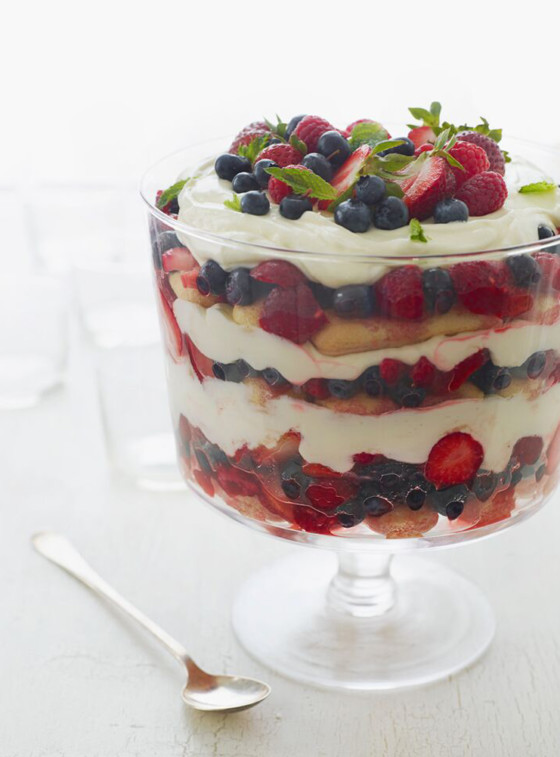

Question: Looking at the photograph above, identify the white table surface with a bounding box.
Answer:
[2,333,560,757]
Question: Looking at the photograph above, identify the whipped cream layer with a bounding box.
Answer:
[177,157,560,288]
[167,358,560,473]
[174,299,560,382]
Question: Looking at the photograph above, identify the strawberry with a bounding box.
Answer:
[229,121,271,154]
[352,452,386,466]
[447,140,490,188]
[185,336,214,381]
[448,350,489,391]
[379,358,407,385]
[193,468,215,497]
[376,266,424,320]
[259,283,327,344]
[450,261,510,316]
[302,463,342,478]
[293,115,337,152]
[256,143,303,167]
[476,487,515,527]
[320,144,372,209]
[408,125,436,149]
[250,260,306,288]
[162,247,197,273]
[216,465,261,497]
[456,171,508,216]
[425,432,484,488]
[343,119,391,139]
[512,436,544,466]
[411,356,436,387]
[415,144,434,156]
[292,506,335,534]
[268,164,311,204]
[456,131,506,175]
[303,378,330,400]
[158,289,184,361]
[401,155,455,220]
[178,414,192,446]
[306,483,345,510]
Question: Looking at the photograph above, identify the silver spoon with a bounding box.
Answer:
[31,532,271,712]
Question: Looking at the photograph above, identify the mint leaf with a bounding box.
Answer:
[519,181,557,194]
[326,186,355,212]
[224,193,242,212]
[349,121,391,148]
[363,152,416,179]
[408,102,441,128]
[238,134,271,163]
[157,179,188,210]
[410,219,429,243]
[264,116,288,140]
[384,181,404,198]
[289,133,307,155]
[265,167,337,200]
[370,138,407,155]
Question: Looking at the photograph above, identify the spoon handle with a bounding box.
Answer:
[32,531,190,666]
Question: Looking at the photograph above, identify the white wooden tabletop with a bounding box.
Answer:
[2,338,560,757]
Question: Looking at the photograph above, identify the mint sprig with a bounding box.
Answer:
[407,102,441,129]
[410,219,429,243]
[238,135,272,163]
[289,133,307,155]
[264,115,288,140]
[349,121,391,148]
[224,193,242,212]
[265,167,337,200]
[430,129,464,170]
[157,179,188,210]
[519,181,557,194]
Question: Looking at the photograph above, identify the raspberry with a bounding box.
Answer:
[250,260,307,288]
[457,131,506,175]
[268,164,312,204]
[411,356,436,387]
[259,283,327,344]
[306,483,345,510]
[303,378,330,400]
[450,261,509,316]
[229,121,271,154]
[448,350,489,391]
[448,140,490,188]
[456,171,508,216]
[376,266,424,320]
[380,358,407,385]
[425,432,484,488]
[293,506,335,534]
[293,115,337,152]
[512,436,544,466]
[256,143,303,167]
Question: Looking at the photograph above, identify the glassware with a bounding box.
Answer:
[0,276,69,409]
[141,139,560,689]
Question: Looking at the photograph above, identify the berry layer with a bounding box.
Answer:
[166,356,560,474]
[176,157,560,288]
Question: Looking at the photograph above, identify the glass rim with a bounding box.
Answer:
[140,137,560,263]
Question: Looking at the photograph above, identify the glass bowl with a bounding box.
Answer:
[141,137,560,690]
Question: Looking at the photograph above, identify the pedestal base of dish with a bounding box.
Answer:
[232,550,495,691]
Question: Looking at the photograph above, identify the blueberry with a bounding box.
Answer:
[506,254,541,288]
[335,199,372,233]
[355,175,386,206]
[538,224,560,254]
[471,362,511,394]
[166,197,180,215]
[472,471,497,502]
[372,196,409,230]
[391,380,426,408]
[279,194,313,220]
[226,267,254,306]
[215,153,252,181]
[203,442,228,468]
[212,360,248,383]
[336,500,366,528]
[433,198,469,224]
[361,366,383,397]
[254,159,277,188]
[379,137,415,157]
[195,448,212,474]
[428,484,468,519]
[317,131,351,168]
[156,230,182,253]
[525,351,546,379]
[232,171,260,194]
[308,281,335,309]
[197,260,227,295]
[241,191,270,216]
[363,496,393,517]
[285,114,306,139]
[422,268,456,314]
[262,367,288,387]
[327,378,358,399]
[536,464,546,482]
[281,460,307,500]
[302,153,333,182]
[406,487,426,510]
[511,468,523,486]
[333,284,375,318]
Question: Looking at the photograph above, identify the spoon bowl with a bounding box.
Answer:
[182,662,271,711]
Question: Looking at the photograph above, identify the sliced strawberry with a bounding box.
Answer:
[408,125,436,149]
[259,284,327,344]
[302,462,342,478]
[352,452,386,466]
[376,266,424,320]
[476,487,515,527]
[158,290,184,361]
[193,468,215,497]
[178,414,192,446]
[318,144,371,210]
[216,465,261,497]
[448,350,489,391]
[185,336,214,381]
[250,260,306,288]
[425,432,484,488]
[401,155,454,220]
[180,269,200,289]
[303,378,330,400]
[162,247,197,273]
[512,436,544,466]
[411,356,436,387]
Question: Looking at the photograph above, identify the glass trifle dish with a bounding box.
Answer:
[142,104,560,689]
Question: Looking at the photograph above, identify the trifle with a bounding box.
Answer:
[146,105,560,544]
[143,104,560,689]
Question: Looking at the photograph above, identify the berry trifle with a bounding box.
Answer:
[147,104,560,542]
